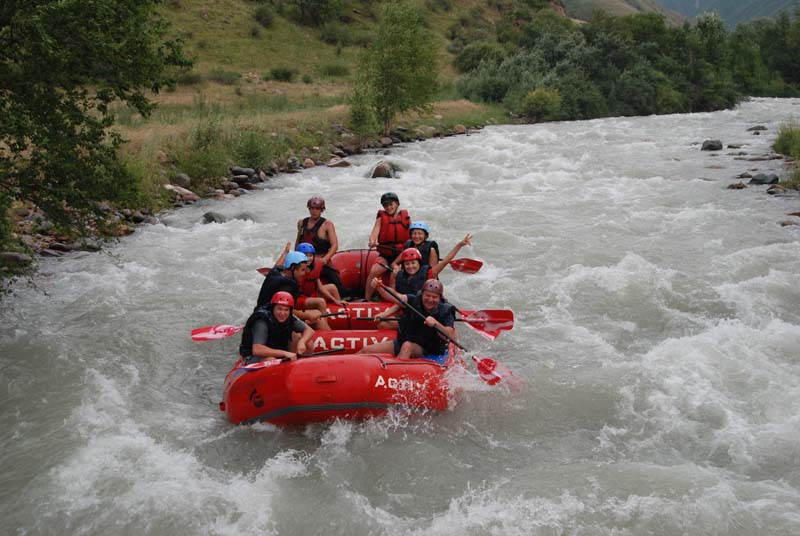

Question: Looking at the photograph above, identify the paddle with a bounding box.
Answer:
[191,312,344,342]
[449,258,483,274]
[241,347,346,369]
[377,282,517,386]
[356,309,514,340]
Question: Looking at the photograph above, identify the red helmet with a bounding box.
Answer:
[421,279,443,296]
[270,291,295,308]
[307,196,325,210]
[400,248,422,262]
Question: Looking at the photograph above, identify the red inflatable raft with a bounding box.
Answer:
[220,336,462,426]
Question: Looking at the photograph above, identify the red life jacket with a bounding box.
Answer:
[300,261,322,297]
[376,209,410,258]
[296,217,332,254]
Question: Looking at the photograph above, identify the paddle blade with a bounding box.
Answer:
[256,267,269,275]
[191,324,243,341]
[472,356,521,388]
[449,258,483,274]
[461,310,514,341]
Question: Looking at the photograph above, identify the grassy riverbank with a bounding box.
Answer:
[774,122,800,188]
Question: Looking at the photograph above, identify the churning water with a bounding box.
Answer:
[2,99,800,535]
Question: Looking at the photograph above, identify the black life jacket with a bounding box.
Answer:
[297,217,332,254]
[398,293,456,355]
[238,307,294,357]
[395,265,432,295]
[404,239,439,265]
[256,267,300,309]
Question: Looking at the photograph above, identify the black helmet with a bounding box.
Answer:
[380,192,399,205]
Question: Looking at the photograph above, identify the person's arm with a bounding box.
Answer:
[368,214,381,248]
[423,309,456,341]
[294,220,303,249]
[427,241,440,267]
[374,303,402,323]
[321,221,338,264]
[294,321,314,356]
[430,234,472,278]
[275,242,292,268]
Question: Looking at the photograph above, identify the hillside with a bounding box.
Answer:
[561,0,683,23]
[656,0,800,25]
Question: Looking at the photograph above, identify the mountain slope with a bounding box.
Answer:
[561,0,683,23]
[657,0,800,25]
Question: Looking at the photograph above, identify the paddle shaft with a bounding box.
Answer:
[379,284,467,351]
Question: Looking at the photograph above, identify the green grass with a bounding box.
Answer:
[774,122,800,189]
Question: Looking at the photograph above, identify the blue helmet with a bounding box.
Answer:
[296,242,316,255]
[284,251,308,270]
[409,221,430,237]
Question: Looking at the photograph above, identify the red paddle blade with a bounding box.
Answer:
[472,356,520,388]
[461,310,515,341]
[256,267,269,275]
[191,324,243,341]
[449,258,483,274]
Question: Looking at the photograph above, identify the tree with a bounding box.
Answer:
[0,0,189,248]
[359,2,439,135]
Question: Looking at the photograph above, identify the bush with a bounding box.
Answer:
[208,68,239,85]
[425,0,453,11]
[321,64,349,77]
[177,71,203,85]
[235,131,273,169]
[519,88,562,121]
[454,41,506,72]
[320,23,349,45]
[171,121,231,181]
[302,74,313,84]
[348,86,379,146]
[267,67,297,82]
[254,5,274,28]
[774,122,800,158]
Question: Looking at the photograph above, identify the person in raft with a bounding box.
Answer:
[401,221,440,267]
[364,192,412,301]
[239,291,314,364]
[358,279,456,359]
[296,242,347,307]
[387,233,473,296]
[256,244,331,330]
[295,196,345,295]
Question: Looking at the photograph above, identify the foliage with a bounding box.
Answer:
[253,5,274,28]
[321,64,350,77]
[358,2,439,134]
[0,0,189,245]
[285,0,343,27]
[454,42,507,73]
[208,68,240,85]
[774,122,800,158]
[519,88,562,121]
[235,131,275,169]
[267,67,298,82]
[348,81,380,147]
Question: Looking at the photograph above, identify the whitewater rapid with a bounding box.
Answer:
[2,98,799,535]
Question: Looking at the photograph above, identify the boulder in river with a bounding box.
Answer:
[748,173,779,185]
[701,140,723,151]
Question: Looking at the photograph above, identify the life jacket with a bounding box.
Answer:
[300,260,322,297]
[238,307,294,357]
[256,267,300,308]
[376,209,411,258]
[398,293,456,356]
[297,217,332,255]
[403,239,439,265]
[395,264,432,295]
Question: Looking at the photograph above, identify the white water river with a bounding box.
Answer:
[2,99,800,535]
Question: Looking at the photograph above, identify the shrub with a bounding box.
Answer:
[519,88,562,121]
[208,68,239,85]
[254,5,274,28]
[321,63,349,77]
[454,41,506,72]
[250,25,261,38]
[177,71,203,85]
[348,85,379,146]
[267,67,297,82]
[320,23,349,45]
[171,121,231,180]
[425,0,453,11]
[235,131,272,169]
[302,74,313,84]
[774,122,800,158]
